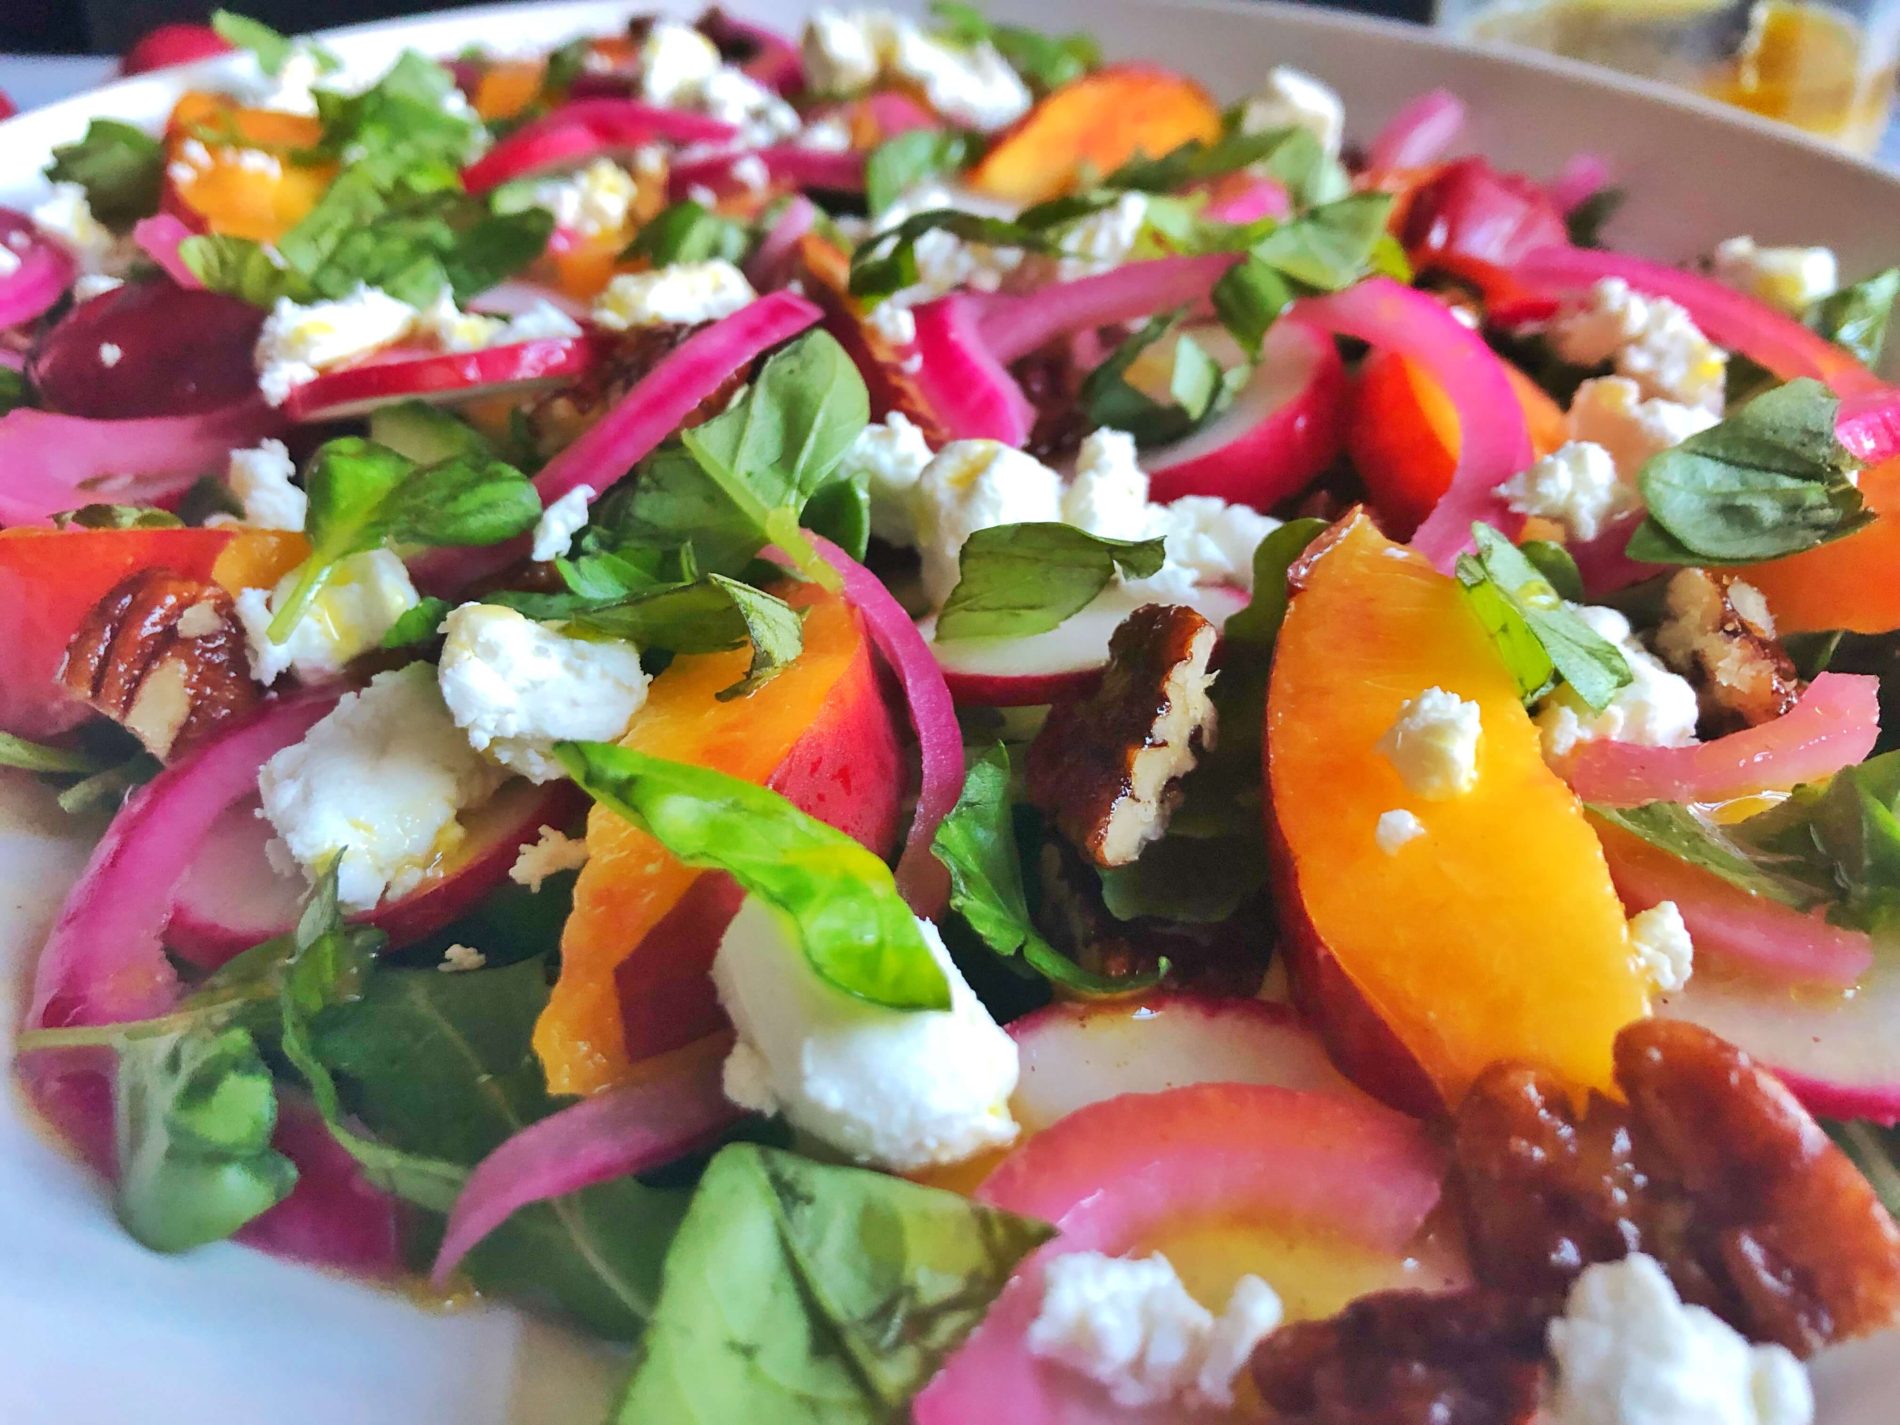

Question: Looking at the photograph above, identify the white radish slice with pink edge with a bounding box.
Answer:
[925,584,1246,707]
[281,336,603,423]
[1008,994,1372,1135]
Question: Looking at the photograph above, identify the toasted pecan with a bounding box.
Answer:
[60,569,260,761]
[1025,603,1218,868]
[1654,568,1799,732]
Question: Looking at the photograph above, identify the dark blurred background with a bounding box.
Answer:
[4,0,1432,56]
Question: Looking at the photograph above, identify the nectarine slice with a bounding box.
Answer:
[535,583,902,1095]
[1740,458,1900,634]
[966,65,1221,207]
[1267,514,1648,1107]
[164,93,334,243]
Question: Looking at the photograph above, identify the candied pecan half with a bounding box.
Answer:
[1653,568,1799,732]
[1456,1018,1900,1358]
[1250,1287,1548,1425]
[60,569,260,761]
[1025,603,1218,868]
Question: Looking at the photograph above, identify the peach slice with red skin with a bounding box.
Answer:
[967,65,1222,207]
[162,92,335,243]
[535,582,903,1096]
[1266,513,1650,1112]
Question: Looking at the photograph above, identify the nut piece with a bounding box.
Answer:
[60,569,260,761]
[1654,568,1799,731]
[1025,603,1218,868]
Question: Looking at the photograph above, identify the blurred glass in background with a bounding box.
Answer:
[1436,0,1900,152]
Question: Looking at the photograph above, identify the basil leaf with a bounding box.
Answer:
[557,742,953,1011]
[929,0,1098,94]
[614,1143,1052,1424]
[210,11,335,76]
[380,596,453,650]
[1109,125,1344,211]
[935,524,1165,641]
[1519,539,1586,603]
[558,574,804,699]
[931,745,1150,993]
[45,119,163,231]
[312,51,482,177]
[1079,311,1243,445]
[1588,801,1822,910]
[1810,267,1900,369]
[622,199,751,267]
[114,1024,296,1253]
[1564,187,1625,249]
[1211,254,1297,361]
[1455,524,1631,710]
[1725,749,1900,931]
[865,129,978,217]
[0,730,105,775]
[849,207,1068,304]
[50,503,184,530]
[1631,377,1870,565]
[1250,191,1394,291]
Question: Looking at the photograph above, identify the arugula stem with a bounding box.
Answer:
[0,731,106,776]
[266,558,334,644]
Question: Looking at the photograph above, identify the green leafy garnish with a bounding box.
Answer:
[45,119,163,230]
[310,51,483,179]
[0,365,29,417]
[622,199,752,267]
[1587,802,1821,910]
[1722,749,1900,931]
[1211,192,1394,357]
[557,743,953,1012]
[266,437,540,643]
[379,596,453,650]
[50,504,185,531]
[1563,187,1625,249]
[932,745,1159,992]
[0,730,106,775]
[1079,311,1244,445]
[929,0,1099,94]
[1455,524,1631,710]
[848,206,1074,304]
[1827,1120,1900,1218]
[613,1142,1053,1423]
[1097,832,1265,924]
[210,11,337,77]
[1109,124,1346,211]
[54,752,160,817]
[1810,267,1900,369]
[1627,378,1870,565]
[865,129,979,216]
[935,524,1165,641]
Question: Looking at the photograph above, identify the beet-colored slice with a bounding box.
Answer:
[31,283,264,419]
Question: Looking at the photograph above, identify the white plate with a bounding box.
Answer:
[2,2,1898,1419]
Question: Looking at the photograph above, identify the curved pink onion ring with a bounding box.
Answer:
[131,214,203,289]
[974,253,1238,366]
[1513,244,1886,396]
[1198,175,1290,225]
[744,194,816,289]
[1368,88,1467,172]
[463,99,740,192]
[1295,276,1530,569]
[0,397,282,527]
[431,1035,736,1283]
[412,290,821,593]
[1567,672,1880,807]
[0,207,76,329]
[810,532,963,916]
[908,294,1036,444]
[1836,387,1900,464]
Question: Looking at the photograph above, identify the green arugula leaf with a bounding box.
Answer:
[557,743,952,1012]
[614,1143,1053,1423]
[865,130,979,216]
[380,596,453,650]
[267,437,539,642]
[934,523,1165,641]
[1628,378,1870,565]
[211,11,336,76]
[1810,267,1900,369]
[622,199,752,267]
[0,730,106,775]
[929,0,1099,94]
[1079,312,1244,445]
[1456,524,1632,710]
[932,745,1156,992]
[1588,802,1822,910]
[50,504,185,531]
[45,119,163,231]
[113,1024,296,1253]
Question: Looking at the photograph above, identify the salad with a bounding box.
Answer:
[5,5,1900,1422]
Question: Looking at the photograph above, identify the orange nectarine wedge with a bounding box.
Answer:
[1266,514,1648,1109]
[164,92,334,243]
[966,64,1221,206]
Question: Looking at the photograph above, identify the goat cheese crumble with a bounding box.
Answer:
[1628,900,1695,993]
[227,439,308,531]
[839,411,936,545]
[800,9,1032,131]
[712,899,1020,1171]
[235,548,421,686]
[1378,687,1483,799]
[530,484,594,562]
[591,260,757,330]
[1237,65,1346,155]
[1533,605,1701,762]
[31,182,120,277]
[254,284,422,406]
[1500,440,1631,544]
[1551,278,1728,414]
[529,156,644,239]
[436,603,650,783]
[1711,236,1838,316]
[1567,376,1719,482]
[1375,808,1427,855]
[1026,1251,1284,1410]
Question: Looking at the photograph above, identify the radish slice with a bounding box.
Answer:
[0,398,282,527]
[744,194,815,289]
[914,1082,1449,1425]
[467,281,590,322]
[1567,672,1881,807]
[808,533,965,917]
[463,99,740,192]
[976,254,1239,367]
[668,145,866,200]
[1548,152,1612,215]
[31,282,263,419]
[411,291,821,595]
[1008,994,1367,1135]
[241,1104,403,1274]
[1595,818,1872,988]
[131,214,203,289]
[165,781,581,966]
[0,208,76,329]
[120,21,232,74]
[1513,244,1886,396]
[1294,276,1531,571]
[928,585,1247,708]
[431,1034,736,1283]
[280,335,602,423]
[908,293,1036,444]
[1146,318,1346,509]
[1368,88,1466,172]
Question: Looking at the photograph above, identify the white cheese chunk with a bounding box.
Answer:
[1568,376,1720,483]
[1062,428,1158,541]
[799,9,1030,130]
[1546,1253,1813,1425]
[1712,236,1838,316]
[1237,65,1346,156]
[436,603,649,783]
[712,899,1020,1170]
[1534,605,1701,762]
[1378,686,1483,799]
[227,438,307,531]
[841,410,935,546]
[592,260,756,331]
[530,484,594,562]
[1027,1251,1284,1410]
[31,182,120,276]
[1550,278,1728,414]
[914,438,1067,605]
[1500,440,1632,544]
[258,664,505,912]
[637,20,725,108]
[234,548,421,686]
[509,824,591,891]
[529,156,643,239]
[1628,900,1695,993]
[1375,808,1427,855]
[254,283,420,406]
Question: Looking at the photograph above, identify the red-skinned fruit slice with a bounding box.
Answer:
[31,283,265,420]
[280,337,602,423]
